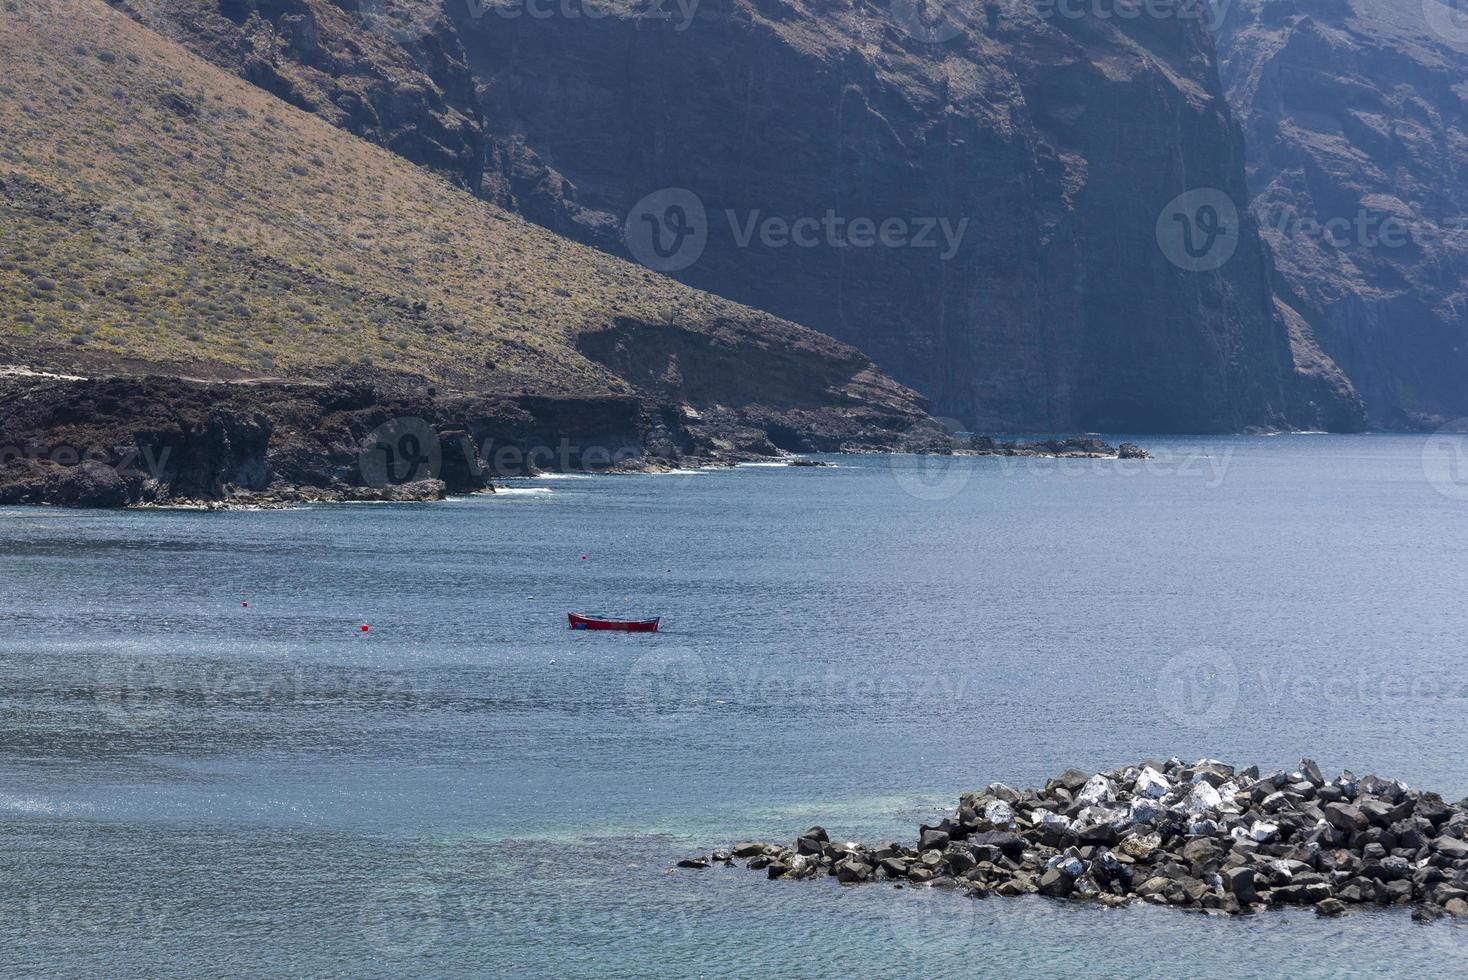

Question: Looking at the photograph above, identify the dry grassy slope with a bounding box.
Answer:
[0,0,924,423]
[109,0,487,190]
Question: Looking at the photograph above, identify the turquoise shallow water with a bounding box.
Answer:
[1,435,1466,976]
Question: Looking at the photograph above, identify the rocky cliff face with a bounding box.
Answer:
[451,0,1360,432]
[0,369,926,506]
[2,0,940,507]
[117,0,1368,432]
[110,0,487,190]
[1216,0,1468,429]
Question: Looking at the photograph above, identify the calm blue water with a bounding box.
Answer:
[1,436,1466,977]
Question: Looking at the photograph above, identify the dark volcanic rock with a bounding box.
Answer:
[712,756,1468,922]
[1216,0,1468,429]
[0,367,938,507]
[966,436,1149,459]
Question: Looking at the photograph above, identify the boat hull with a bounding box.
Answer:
[568,613,661,633]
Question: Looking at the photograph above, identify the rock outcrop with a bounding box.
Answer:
[1216,0,1468,429]
[694,757,1468,920]
[0,371,939,506]
[966,436,1150,459]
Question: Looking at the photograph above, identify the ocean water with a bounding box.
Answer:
[1,435,1466,977]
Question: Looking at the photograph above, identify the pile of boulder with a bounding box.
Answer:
[684,759,1468,921]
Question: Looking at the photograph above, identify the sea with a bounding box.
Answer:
[1,434,1466,977]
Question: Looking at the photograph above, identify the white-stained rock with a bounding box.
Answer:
[984,800,1015,826]
[1250,821,1280,843]
[1185,782,1222,813]
[1136,766,1171,799]
[1077,774,1117,807]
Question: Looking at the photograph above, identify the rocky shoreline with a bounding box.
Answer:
[0,372,1161,509]
[965,436,1149,460]
[0,372,947,509]
[683,759,1468,923]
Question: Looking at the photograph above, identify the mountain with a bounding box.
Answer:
[0,0,936,503]
[1216,0,1468,429]
[110,0,1365,433]
[453,0,1364,433]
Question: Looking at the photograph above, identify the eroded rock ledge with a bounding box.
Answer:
[0,373,946,508]
[684,759,1468,922]
[966,437,1149,460]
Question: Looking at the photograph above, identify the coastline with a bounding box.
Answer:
[0,371,1163,510]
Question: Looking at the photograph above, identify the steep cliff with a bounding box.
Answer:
[116,0,1365,432]
[1,0,936,500]
[452,0,1361,432]
[1216,0,1468,428]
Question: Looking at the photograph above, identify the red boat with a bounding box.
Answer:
[568,612,661,633]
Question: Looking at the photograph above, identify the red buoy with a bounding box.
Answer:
[361,624,370,633]
[242,601,249,608]
[581,554,588,561]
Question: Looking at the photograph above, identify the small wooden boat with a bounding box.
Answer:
[568,612,661,633]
